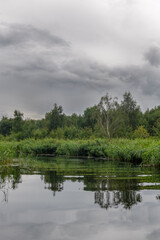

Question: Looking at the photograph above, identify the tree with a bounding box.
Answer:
[62,113,82,128]
[0,116,12,136]
[144,106,160,135]
[121,92,141,131]
[133,126,150,139]
[22,119,38,139]
[98,93,119,139]
[82,106,99,130]
[152,118,160,136]
[45,103,64,132]
[12,110,24,133]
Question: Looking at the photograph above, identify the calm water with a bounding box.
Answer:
[1,157,160,240]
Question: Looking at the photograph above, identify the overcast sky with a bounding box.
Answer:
[1,0,160,118]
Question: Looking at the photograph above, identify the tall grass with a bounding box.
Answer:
[0,138,160,165]
[0,142,18,161]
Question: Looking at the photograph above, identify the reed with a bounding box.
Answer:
[0,138,160,165]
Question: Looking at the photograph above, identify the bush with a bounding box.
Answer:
[1,138,160,165]
[133,126,150,139]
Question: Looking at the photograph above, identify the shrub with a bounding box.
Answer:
[133,126,150,139]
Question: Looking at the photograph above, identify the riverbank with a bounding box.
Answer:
[0,138,160,165]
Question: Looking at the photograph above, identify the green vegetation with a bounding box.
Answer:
[0,91,159,141]
[0,138,160,165]
[0,91,160,165]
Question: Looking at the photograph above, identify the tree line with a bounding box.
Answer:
[0,92,160,140]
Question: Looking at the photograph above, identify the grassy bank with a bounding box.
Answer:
[0,138,160,165]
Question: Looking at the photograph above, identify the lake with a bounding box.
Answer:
[0,157,160,240]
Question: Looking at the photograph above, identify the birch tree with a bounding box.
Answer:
[98,93,119,139]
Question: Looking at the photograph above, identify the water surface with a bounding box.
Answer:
[0,157,160,240]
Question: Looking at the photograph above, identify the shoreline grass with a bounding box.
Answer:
[0,138,160,166]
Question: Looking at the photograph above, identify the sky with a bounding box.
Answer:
[1,0,160,118]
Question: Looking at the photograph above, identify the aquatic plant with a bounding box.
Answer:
[0,138,160,165]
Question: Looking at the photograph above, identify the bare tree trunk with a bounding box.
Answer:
[98,115,107,136]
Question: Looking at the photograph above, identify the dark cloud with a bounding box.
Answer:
[0,22,160,118]
[1,51,160,118]
[0,23,69,48]
[0,0,160,118]
[144,45,160,67]
[1,52,160,118]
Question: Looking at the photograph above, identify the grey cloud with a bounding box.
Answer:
[0,23,160,118]
[146,229,160,240]
[1,51,160,118]
[1,0,160,118]
[0,23,69,48]
[144,45,160,67]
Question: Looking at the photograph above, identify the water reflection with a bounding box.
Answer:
[0,166,22,202]
[42,171,64,195]
[95,190,142,209]
[1,158,160,240]
[0,158,160,209]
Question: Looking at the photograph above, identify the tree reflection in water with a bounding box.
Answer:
[83,176,142,209]
[1,158,160,209]
[42,171,64,196]
[0,167,142,208]
[42,170,143,209]
[0,166,22,202]
[95,190,142,209]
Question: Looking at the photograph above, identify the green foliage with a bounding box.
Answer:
[1,92,160,140]
[78,127,93,139]
[133,126,150,139]
[21,119,38,139]
[98,93,119,139]
[1,138,160,165]
[121,92,141,130]
[56,141,79,156]
[64,126,79,139]
[82,106,99,129]
[45,103,64,132]
[144,106,160,135]
[152,118,160,136]
[12,110,24,133]
[93,124,106,138]
[0,141,18,161]
[49,128,64,139]
[0,117,12,136]
[32,128,48,139]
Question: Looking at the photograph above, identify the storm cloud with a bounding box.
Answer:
[0,23,69,48]
[1,0,160,118]
[144,45,160,67]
